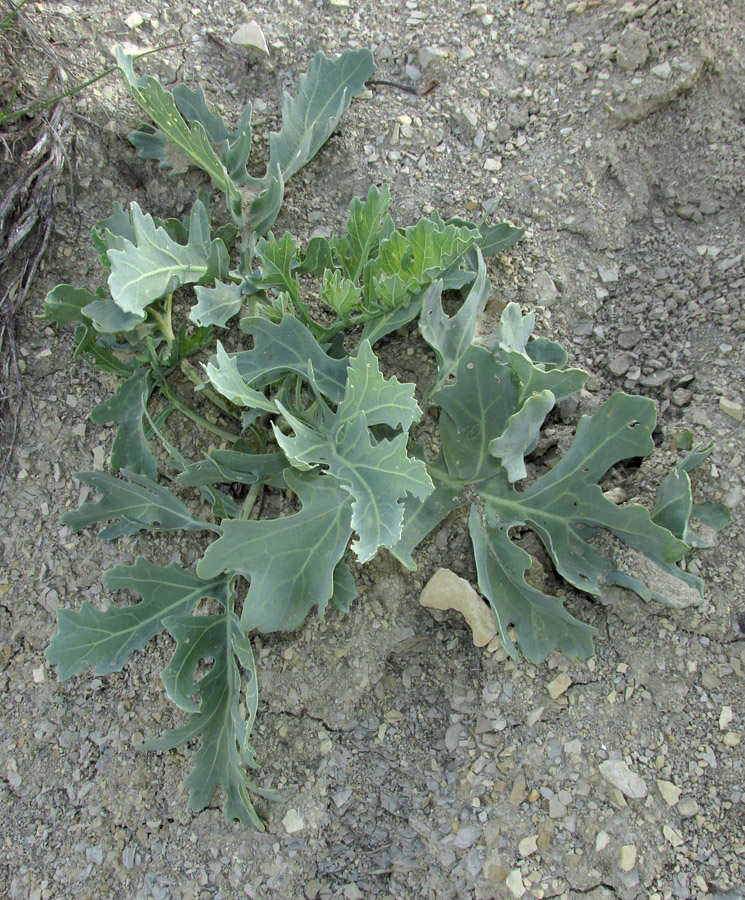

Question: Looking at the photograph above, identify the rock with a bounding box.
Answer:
[616,25,649,71]
[619,844,637,872]
[124,11,144,28]
[657,779,682,806]
[518,835,538,857]
[596,831,610,851]
[599,759,648,799]
[282,809,305,833]
[484,157,502,172]
[420,569,497,647]
[663,825,685,847]
[418,46,447,70]
[532,271,560,307]
[651,61,672,80]
[505,868,526,898]
[598,263,620,284]
[720,397,743,421]
[454,825,481,849]
[678,798,698,817]
[231,21,269,54]
[608,353,633,376]
[547,672,572,699]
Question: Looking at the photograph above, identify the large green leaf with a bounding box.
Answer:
[149,609,273,829]
[62,469,216,539]
[41,284,96,326]
[205,343,278,413]
[46,559,229,679]
[248,49,375,234]
[107,201,227,318]
[190,280,243,328]
[234,315,349,401]
[178,449,287,489]
[198,469,353,632]
[339,183,391,282]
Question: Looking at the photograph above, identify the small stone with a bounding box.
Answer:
[532,271,560,307]
[651,61,672,80]
[470,2,488,13]
[596,831,610,852]
[518,835,538,857]
[417,46,447,69]
[598,263,620,283]
[548,796,568,818]
[509,773,527,808]
[343,885,364,900]
[420,569,496,647]
[599,759,648,799]
[282,809,304,833]
[619,844,637,872]
[329,0,350,5]
[722,732,741,747]
[678,798,698,817]
[657,779,682,806]
[124,11,144,28]
[720,398,743,421]
[547,672,572,699]
[484,157,502,172]
[608,353,633,376]
[719,706,734,730]
[453,825,480,849]
[663,825,685,847]
[32,665,46,683]
[672,388,693,407]
[231,21,269,54]
[616,24,649,71]
[505,868,526,898]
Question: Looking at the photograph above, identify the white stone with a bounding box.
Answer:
[656,779,682,806]
[484,157,502,172]
[599,759,648,799]
[231,21,269,54]
[420,569,497,647]
[125,11,144,28]
[518,835,538,857]
[282,809,304,833]
[505,868,525,898]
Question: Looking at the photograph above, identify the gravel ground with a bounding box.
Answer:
[1,1,744,899]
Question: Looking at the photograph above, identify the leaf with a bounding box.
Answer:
[336,340,422,431]
[248,49,375,234]
[419,248,489,391]
[41,284,96,326]
[477,222,525,256]
[62,469,216,539]
[205,343,278,413]
[89,367,157,479]
[329,561,358,613]
[190,281,243,328]
[320,269,363,320]
[82,297,145,333]
[274,399,433,563]
[478,394,689,599]
[489,389,555,483]
[198,469,353,632]
[341,183,391,281]
[46,559,228,679]
[107,201,227,318]
[249,232,301,295]
[147,609,272,829]
[468,505,595,663]
[178,449,287,488]
[301,235,336,276]
[235,315,349,402]
[116,46,243,217]
[73,325,139,377]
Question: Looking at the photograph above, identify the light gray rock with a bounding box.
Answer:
[599,759,648,798]
[616,25,649,71]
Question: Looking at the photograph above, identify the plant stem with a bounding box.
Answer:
[240,482,262,520]
[160,386,239,443]
[179,358,236,417]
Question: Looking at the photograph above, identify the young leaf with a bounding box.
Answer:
[468,506,595,663]
[178,449,287,488]
[45,560,229,680]
[41,284,96,326]
[205,343,278,413]
[419,248,489,391]
[248,49,375,234]
[190,281,243,328]
[147,607,273,829]
[320,269,363,320]
[62,469,217,539]
[342,183,391,281]
[488,389,555,483]
[89,367,157,479]
[107,200,227,318]
[197,469,354,632]
[82,297,145,334]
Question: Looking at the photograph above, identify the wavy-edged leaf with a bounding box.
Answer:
[341,183,391,281]
[469,505,595,663]
[116,46,243,217]
[235,315,348,401]
[248,49,375,234]
[41,284,96,326]
[148,607,274,829]
[205,342,278,413]
[329,561,358,613]
[489,389,555,483]
[419,248,489,391]
[198,469,353,632]
[320,269,363,320]
[107,201,227,317]
[62,469,216,539]
[72,325,139,377]
[89,367,157,479]
[46,559,228,679]
[178,448,287,489]
[190,281,243,328]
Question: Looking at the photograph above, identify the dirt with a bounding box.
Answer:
[1,1,744,899]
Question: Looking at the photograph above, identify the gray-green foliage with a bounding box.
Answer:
[43,46,727,829]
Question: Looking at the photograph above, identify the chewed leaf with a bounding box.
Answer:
[198,470,353,632]
[148,608,273,829]
[41,284,97,326]
[205,343,278,413]
[469,506,595,663]
[190,281,243,328]
[46,560,229,680]
[489,389,555,482]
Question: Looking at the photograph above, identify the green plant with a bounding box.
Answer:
[43,47,728,828]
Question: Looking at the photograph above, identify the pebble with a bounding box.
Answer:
[722,732,740,747]
[720,397,743,421]
[719,706,734,730]
[282,809,305,833]
[547,672,572,699]
[616,24,649,70]
[518,835,538,857]
[453,825,480,849]
[599,759,648,799]
[651,61,672,80]
[124,11,144,28]
[663,825,686,847]
[596,831,610,852]
[484,157,502,172]
[678,798,699,817]
[608,353,633,376]
[619,844,637,872]
[532,271,560,307]
[657,779,682,806]
[598,263,620,283]
[418,46,447,69]
[505,868,526,898]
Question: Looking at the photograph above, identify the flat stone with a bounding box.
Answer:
[420,569,497,647]
[651,61,672,79]
[124,11,144,28]
[663,825,685,847]
[418,46,448,69]
[598,263,620,283]
[532,270,560,307]
[453,825,481,849]
[720,397,743,421]
[608,353,633,376]
[619,844,637,872]
[547,672,572,699]
[505,868,526,898]
[599,759,648,799]
[657,779,682,806]
[616,25,649,70]
[484,157,502,172]
[678,798,698,817]
[518,835,538,857]
[282,809,305,833]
